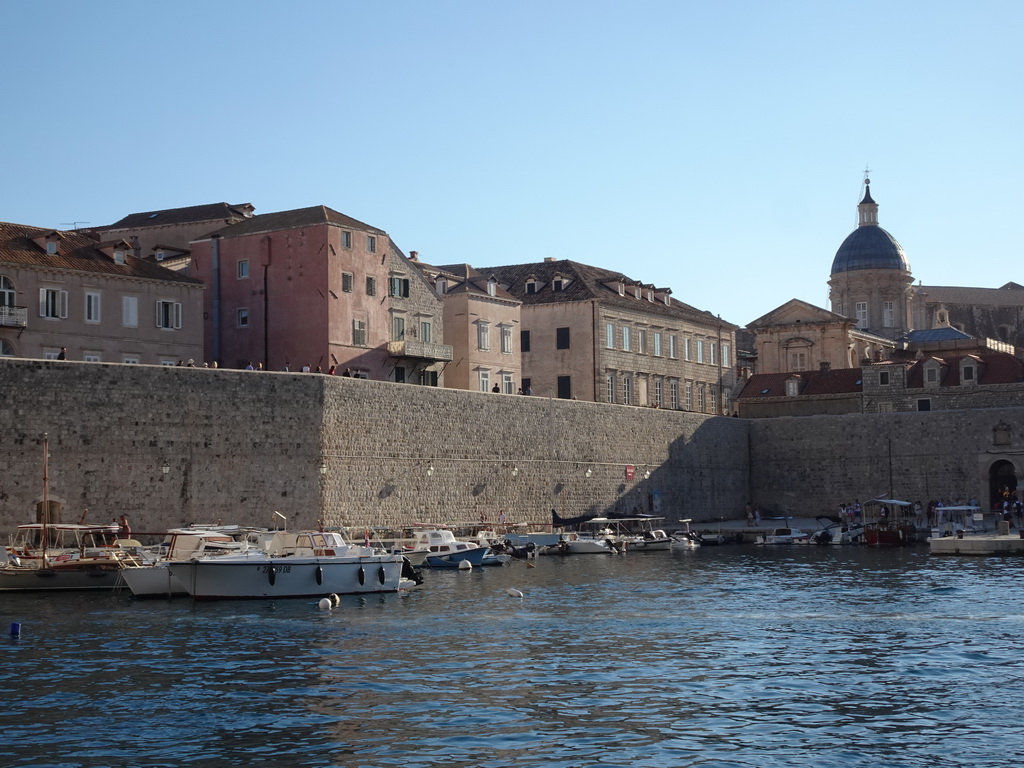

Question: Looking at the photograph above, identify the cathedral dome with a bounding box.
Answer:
[830,181,910,275]
[830,225,909,274]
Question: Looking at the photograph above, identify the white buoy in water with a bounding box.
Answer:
[458,560,473,570]
[329,593,340,606]
[507,588,524,598]
[318,598,333,611]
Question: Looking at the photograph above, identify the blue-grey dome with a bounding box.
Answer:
[830,226,909,274]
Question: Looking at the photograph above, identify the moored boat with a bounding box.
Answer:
[756,526,811,544]
[863,499,923,546]
[165,530,413,601]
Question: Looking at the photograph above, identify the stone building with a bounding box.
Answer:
[187,205,448,378]
[736,350,1024,417]
[0,222,204,364]
[410,256,523,392]
[479,258,739,411]
[95,202,255,264]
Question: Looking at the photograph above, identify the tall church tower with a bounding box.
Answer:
[827,177,914,340]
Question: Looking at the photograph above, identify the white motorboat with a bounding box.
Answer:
[930,505,985,539]
[118,525,260,597]
[671,519,701,549]
[401,527,494,568]
[756,526,811,544]
[165,530,414,601]
[811,517,866,545]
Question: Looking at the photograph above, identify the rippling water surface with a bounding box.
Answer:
[3,546,1023,767]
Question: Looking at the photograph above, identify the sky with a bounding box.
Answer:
[3,0,1021,327]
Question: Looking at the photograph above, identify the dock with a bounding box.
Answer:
[930,526,1024,556]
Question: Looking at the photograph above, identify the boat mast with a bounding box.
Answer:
[41,432,49,564]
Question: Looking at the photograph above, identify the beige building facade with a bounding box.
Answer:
[0,222,204,364]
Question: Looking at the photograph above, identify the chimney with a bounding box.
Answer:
[544,257,557,262]
[819,361,831,372]
[409,251,419,262]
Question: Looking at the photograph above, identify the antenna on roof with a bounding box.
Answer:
[60,221,90,230]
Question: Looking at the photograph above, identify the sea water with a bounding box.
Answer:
[2,545,1023,767]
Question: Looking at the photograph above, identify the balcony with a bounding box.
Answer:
[0,305,27,328]
[387,339,453,362]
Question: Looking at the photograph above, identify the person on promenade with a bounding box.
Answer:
[57,347,67,360]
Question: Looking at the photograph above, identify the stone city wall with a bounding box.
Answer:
[748,408,1024,516]
[0,358,749,537]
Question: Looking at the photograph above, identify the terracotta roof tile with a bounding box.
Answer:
[206,205,385,239]
[99,202,254,229]
[0,222,203,285]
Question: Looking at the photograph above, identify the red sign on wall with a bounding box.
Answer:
[625,465,635,480]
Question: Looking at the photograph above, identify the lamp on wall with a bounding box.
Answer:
[319,463,327,476]
[643,469,651,479]
[161,463,170,475]
[512,466,519,477]
[584,467,593,478]
[427,465,435,477]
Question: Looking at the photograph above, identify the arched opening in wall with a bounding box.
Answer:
[988,460,1018,511]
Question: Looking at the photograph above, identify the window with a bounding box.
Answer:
[855,302,868,328]
[502,372,514,394]
[710,385,718,413]
[46,242,57,254]
[709,341,717,365]
[553,278,564,292]
[477,321,490,350]
[352,318,367,346]
[394,366,406,383]
[388,277,410,298]
[883,301,895,327]
[342,272,354,293]
[669,335,678,359]
[622,327,631,352]
[653,332,662,357]
[878,402,893,413]
[606,323,615,349]
[556,327,570,350]
[237,260,249,279]
[557,376,572,399]
[487,279,497,297]
[521,330,531,353]
[698,385,706,411]
[963,365,975,381]
[85,292,101,324]
[623,375,633,405]
[696,340,705,364]
[366,276,376,296]
[925,366,939,384]
[669,379,679,410]
[393,316,406,341]
[522,377,531,394]
[367,235,377,253]
[790,352,806,371]
[0,339,14,357]
[0,276,15,306]
[653,378,663,407]
[435,277,447,295]
[113,250,125,265]
[637,330,646,355]
[83,352,101,363]
[525,280,537,294]
[342,231,352,248]
[420,321,432,344]
[879,371,890,385]
[237,308,249,328]
[122,296,138,327]
[722,343,731,367]
[500,325,512,354]
[606,373,616,403]
[685,382,693,410]
[156,300,182,329]
[684,337,692,361]
[39,288,68,319]
[479,369,490,392]
[122,356,139,364]
[917,399,931,412]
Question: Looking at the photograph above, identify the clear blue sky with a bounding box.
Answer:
[3,1,1021,327]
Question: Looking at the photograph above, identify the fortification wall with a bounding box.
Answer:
[749,409,1024,516]
[0,359,750,536]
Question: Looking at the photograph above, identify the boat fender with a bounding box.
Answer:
[358,567,365,585]
[318,597,332,611]
[268,565,277,586]
[377,566,386,585]
[458,559,473,570]
[315,565,324,585]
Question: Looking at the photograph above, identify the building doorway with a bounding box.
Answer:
[988,459,1018,511]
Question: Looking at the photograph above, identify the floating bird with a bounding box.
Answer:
[507,587,524,598]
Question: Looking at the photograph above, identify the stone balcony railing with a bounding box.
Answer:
[0,305,27,327]
[387,339,454,362]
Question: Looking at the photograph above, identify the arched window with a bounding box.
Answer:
[0,339,14,357]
